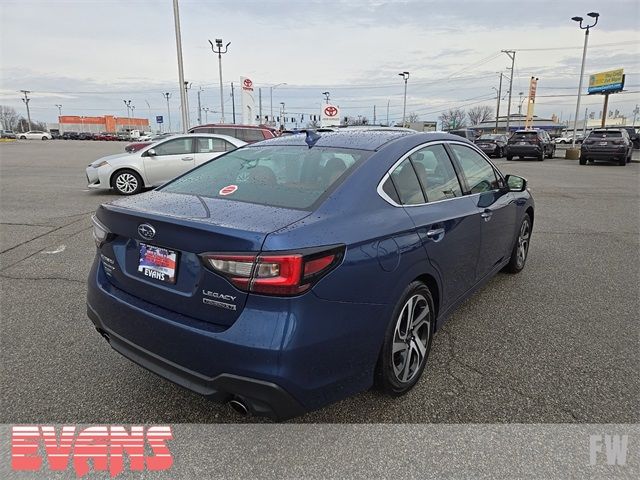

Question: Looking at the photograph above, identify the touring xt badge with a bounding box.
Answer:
[202,290,237,311]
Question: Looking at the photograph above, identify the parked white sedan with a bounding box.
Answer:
[18,130,52,140]
[85,133,246,195]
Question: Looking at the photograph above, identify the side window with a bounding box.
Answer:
[153,138,193,156]
[389,159,425,205]
[196,137,226,153]
[243,129,266,142]
[409,144,462,202]
[381,177,400,204]
[449,144,500,194]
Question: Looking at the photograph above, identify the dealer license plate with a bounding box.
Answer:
[137,243,178,284]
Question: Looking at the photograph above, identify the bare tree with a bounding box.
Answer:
[438,108,467,130]
[406,112,420,123]
[0,105,20,130]
[306,119,320,128]
[467,105,494,125]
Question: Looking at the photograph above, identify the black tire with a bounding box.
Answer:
[546,147,554,159]
[495,147,502,158]
[618,158,626,166]
[19,135,26,140]
[504,214,532,274]
[579,156,587,165]
[537,151,544,161]
[111,169,143,195]
[42,136,48,141]
[375,281,435,396]
[506,155,513,161]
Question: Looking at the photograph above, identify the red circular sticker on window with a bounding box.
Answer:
[219,185,238,196]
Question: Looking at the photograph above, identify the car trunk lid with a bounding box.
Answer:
[95,191,311,327]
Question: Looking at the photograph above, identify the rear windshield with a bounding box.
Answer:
[590,130,622,137]
[161,146,371,210]
[511,132,538,140]
[479,135,500,140]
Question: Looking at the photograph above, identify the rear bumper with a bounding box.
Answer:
[580,148,628,160]
[86,256,387,419]
[88,303,304,419]
[506,145,542,157]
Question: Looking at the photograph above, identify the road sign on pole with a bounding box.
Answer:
[156,116,163,124]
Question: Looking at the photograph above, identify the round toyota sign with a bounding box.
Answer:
[324,105,338,117]
[243,78,253,89]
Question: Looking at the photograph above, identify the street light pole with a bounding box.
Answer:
[398,72,409,127]
[270,83,286,125]
[386,99,390,126]
[184,81,192,128]
[502,50,516,135]
[322,91,330,104]
[494,72,503,133]
[123,99,131,133]
[280,102,285,130]
[55,104,62,117]
[162,92,171,132]
[203,107,210,123]
[172,0,188,133]
[131,105,136,133]
[20,90,32,131]
[571,12,599,148]
[209,38,230,123]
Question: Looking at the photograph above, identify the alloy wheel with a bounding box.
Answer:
[115,173,139,194]
[391,294,430,383]
[516,219,531,268]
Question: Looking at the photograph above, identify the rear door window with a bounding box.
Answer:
[388,159,426,205]
[409,144,462,202]
[161,146,371,210]
[511,132,538,142]
[449,144,501,194]
[196,137,227,153]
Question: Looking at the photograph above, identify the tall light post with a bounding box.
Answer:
[123,100,132,133]
[270,83,286,125]
[209,38,230,123]
[386,99,390,126]
[322,91,330,104]
[571,12,599,148]
[280,102,285,130]
[130,105,136,133]
[20,90,32,131]
[55,104,62,117]
[172,0,188,133]
[184,81,192,128]
[398,71,409,127]
[203,107,210,123]
[502,50,516,135]
[162,92,172,132]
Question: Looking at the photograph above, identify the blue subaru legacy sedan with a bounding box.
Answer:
[87,130,534,419]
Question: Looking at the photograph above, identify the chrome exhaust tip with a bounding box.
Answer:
[228,398,249,416]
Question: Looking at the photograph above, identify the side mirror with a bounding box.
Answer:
[505,174,527,192]
[147,148,156,156]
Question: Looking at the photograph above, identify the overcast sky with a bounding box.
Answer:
[1,0,639,129]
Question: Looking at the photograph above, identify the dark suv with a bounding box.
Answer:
[580,128,632,166]
[506,129,555,161]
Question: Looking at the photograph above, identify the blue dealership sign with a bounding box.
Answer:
[156,116,163,124]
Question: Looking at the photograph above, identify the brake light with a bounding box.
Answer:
[202,246,344,296]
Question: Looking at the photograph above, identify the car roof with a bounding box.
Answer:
[191,123,274,130]
[246,130,469,151]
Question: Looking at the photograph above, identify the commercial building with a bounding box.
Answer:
[53,115,150,133]
[471,114,565,135]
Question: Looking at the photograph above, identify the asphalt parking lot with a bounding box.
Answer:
[0,140,638,424]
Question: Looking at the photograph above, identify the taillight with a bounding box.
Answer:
[202,246,344,296]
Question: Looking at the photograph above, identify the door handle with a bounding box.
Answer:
[182,156,194,161]
[425,227,445,241]
[481,209,493,221]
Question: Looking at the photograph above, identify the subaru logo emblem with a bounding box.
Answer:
[137,223,156,240]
